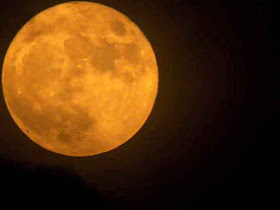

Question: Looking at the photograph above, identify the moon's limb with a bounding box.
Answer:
[2,1,158,156]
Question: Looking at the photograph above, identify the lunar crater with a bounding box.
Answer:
[123,43,141,64]
[110,20,126,36]
[64,35,94,59]
[90,40,120,72]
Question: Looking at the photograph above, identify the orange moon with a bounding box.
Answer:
[2,1,158,156]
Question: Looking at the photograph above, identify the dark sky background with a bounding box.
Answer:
[0,0,276,209]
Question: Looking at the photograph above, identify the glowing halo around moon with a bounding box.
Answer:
[2,1,158,156]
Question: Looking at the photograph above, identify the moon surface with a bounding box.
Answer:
[2,1,158,156]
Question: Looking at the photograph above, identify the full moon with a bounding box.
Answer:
[2,2,158,156]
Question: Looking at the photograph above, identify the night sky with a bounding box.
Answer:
[0,0,275,209]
